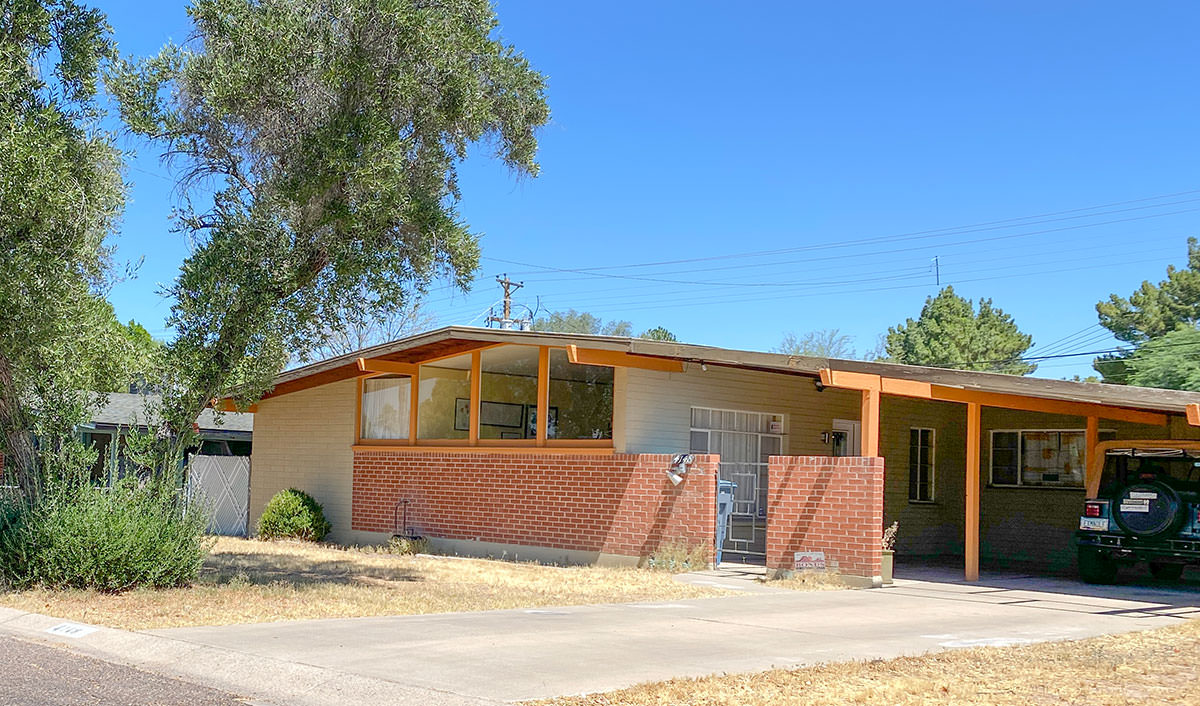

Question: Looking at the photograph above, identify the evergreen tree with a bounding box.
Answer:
[884,287,1036,375]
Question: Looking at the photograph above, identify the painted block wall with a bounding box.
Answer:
[249,378,357,541]
[617,364,860,456]
[765,455,885,580]
[351,451,718,561]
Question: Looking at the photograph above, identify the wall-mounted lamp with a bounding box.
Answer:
[701,363,708,372]
[667,453,694,485]
[813,380,826,392]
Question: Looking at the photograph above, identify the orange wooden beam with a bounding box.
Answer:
[536,346,550,446]
[566,345,684,373]
[468,351,482,444]
[214,399,257,413]
[1187,403,1200,427]
[356,358,418,376]
[929,385,1166,427]
[861,387,880,456]
[1084,415,1100,497]
[965,401,981,582]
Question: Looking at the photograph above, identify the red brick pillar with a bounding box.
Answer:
[766,456,885,583]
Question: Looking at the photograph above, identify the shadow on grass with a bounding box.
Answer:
[198,548,426,588]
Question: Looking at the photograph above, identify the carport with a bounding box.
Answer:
[816,365,1200,581]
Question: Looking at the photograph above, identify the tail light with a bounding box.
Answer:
[1084,502,1104,518]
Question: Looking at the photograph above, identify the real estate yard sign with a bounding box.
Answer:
[793,551,827,571]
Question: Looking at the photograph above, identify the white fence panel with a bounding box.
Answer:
[188,455,250,536]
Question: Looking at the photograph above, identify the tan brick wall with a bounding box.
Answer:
[249,378,357,541]
[766,455,885,579]
[351,451,718,560]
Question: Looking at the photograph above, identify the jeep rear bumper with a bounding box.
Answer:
[1076,531,1200,563]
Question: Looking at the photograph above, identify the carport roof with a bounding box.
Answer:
[268,326,1200,416]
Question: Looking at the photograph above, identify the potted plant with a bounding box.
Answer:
[881,521,899,585]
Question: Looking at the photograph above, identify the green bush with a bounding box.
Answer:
[0,476,211,592]
[256,488,331,541]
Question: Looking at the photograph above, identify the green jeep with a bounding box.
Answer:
[1075,442,1200,584]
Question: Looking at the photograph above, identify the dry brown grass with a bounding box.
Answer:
[0,537,726,630]
[531,619,1200,706]
[767,570,847,591]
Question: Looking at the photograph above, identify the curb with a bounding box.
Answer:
[0,607,501,706]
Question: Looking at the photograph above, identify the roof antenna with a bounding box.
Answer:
[486,275,531,330]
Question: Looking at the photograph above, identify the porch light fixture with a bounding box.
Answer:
[667,453,694,485]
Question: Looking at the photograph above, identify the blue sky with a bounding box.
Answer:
[100,1,1200,379]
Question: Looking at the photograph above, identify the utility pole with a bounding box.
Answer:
[932,256,940,287]
[487,275,529,330]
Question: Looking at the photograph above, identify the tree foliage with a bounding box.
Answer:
[883,286,1036,375]
[533,309,633,337]
[307,300,436,361]
[110,0,550,443]
[774,329,855,358]
[1121,325,1200,391]
[1093,238,1200,384]
[639,326,678,342]
[0,0,130,493]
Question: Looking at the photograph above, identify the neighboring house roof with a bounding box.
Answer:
[268,326,1200,417]
[88,392,253,434]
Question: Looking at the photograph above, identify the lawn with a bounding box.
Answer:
[531,619,1200,706]
[0,537,727,630]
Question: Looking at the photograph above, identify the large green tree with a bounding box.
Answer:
[110,0,549,448]
[883,286,1036,375]
[0,0,133,494]
[1121,325,1200,391]
[1094,238,1200,384]
[533,309,633,337]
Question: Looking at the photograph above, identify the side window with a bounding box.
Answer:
[908,428,934,502]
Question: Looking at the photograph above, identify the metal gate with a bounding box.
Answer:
[187,455,250,536]
[690,407,784,560]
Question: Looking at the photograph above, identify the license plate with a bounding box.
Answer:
[1080,517,1109,531]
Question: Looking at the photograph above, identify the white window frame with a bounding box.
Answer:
[988,428,1112,489]
[831,418,861,457]
[908,427,935,503]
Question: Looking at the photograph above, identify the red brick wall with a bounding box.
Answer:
[352,451,718,560]
[766,456,885,579]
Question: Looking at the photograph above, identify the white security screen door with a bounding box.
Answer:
[690,407,784,560]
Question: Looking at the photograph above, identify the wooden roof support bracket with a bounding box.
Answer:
[356,358,418,376]
[1187,403,1200,427]
[567,345,685,373]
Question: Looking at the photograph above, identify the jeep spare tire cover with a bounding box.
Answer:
[1112,482,1182,538]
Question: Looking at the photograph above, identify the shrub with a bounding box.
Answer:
[256,488,331,541]
[0,476,211,592]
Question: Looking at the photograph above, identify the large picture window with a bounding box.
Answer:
[360,376,411,440]
[548,349,613,440]
[417,353,471,440]
[989,429,1113,488]
[357,345,615,447]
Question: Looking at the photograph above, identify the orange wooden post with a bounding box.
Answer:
[965,401,981,581]
[468,351,482,444]
[536,346,550,446]
[1084,415,1099,494]
[408,369,419,445]
[860,387,880,457]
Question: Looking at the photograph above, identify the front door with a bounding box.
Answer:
[690,407,785,561]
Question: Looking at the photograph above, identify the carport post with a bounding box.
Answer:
[965,401,981,581]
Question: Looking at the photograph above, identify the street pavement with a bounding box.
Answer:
[0,636,247,706]
[3,568,1199,705]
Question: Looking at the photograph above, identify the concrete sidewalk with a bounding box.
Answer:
[146,574,1200,703]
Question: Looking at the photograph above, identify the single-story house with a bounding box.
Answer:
[81,392,253,484]
[244,326,1200,583]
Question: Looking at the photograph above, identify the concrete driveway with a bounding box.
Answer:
[139,569,1200,703]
